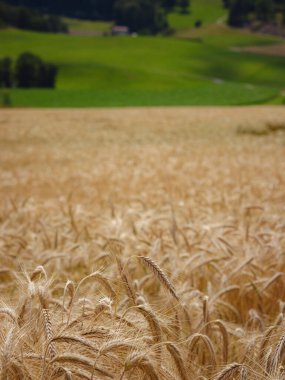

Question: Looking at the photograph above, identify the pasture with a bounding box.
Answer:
[0,107,285,378]
[1,24,285,106]
[168,0,227,30]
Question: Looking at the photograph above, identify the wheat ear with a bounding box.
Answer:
[187,333,217,367]
[47,335,99,356]
[1,327,14,380]
[68,271,117,322]
[138,256,179,301]
[123,304,163,361]
[124,353,159,380]
[104,239,136,305]
[0,307,17,324]
[259,323,279,362]
[42,309,57,360]
[44,353,113,379]
[30,265,47,282]
[38,293,57,360]
[98,340,136,359]
[271,333,285,374]
[63,280,75,311]
[136,305,162,344]
[202,319,229,363]
[166,342,188,380]
[213,363,243,380]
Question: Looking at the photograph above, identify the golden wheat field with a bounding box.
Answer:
[0,106,285,380]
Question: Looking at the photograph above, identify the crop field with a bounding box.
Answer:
[0,107,285,379]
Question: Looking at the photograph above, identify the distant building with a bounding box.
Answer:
[111,26,129,36]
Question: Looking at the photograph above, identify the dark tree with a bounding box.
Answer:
[14,52,57,88]
[161,0,177,12]
[254,0,274,22]
[222,0,231,8]
[179,0,190,14]
[15,52,41,87]
[227,0,283,27]
[114,0,168,34]
[17,6,31,28]
[228,0,254,26]
[0,57,12,88]
[95,0,116,19]
[45,15,68,33]
[1,0,117,20]
[39,62,57,87]
[0,1,68,32]
[1,0,189,22]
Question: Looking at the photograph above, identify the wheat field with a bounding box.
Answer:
[0,106,285,379]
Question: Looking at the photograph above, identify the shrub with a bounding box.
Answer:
[194,20,202,28]
[179,0,190,14]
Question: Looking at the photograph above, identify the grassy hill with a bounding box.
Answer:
[1,0,285,107]
[168,0,227,30]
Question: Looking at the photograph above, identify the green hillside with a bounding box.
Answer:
[64,18,112,34]
[0,0,285,107]
[168,0,227,30]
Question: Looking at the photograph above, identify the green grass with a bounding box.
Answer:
[168,0,227,30]
[64,18,112,34]
[6,83,277,108]
[0,0,284,108]
[185,25,282,48]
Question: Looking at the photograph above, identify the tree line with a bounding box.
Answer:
[2,0,284,34]
[113,0,191,35]
[0,1,68,32]
[0,53,57,88]
[224,0,285,27]
[2,0,190,34]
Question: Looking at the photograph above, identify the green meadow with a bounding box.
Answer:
[1,0,285,107]
[168,0,227,29]
[63,18,112,34]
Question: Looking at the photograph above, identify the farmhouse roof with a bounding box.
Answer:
[112,26,129,32]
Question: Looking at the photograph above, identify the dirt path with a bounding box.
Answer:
[244,43,285,57]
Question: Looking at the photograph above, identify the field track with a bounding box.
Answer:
[0,106,285,379]
[245,43,285,57]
